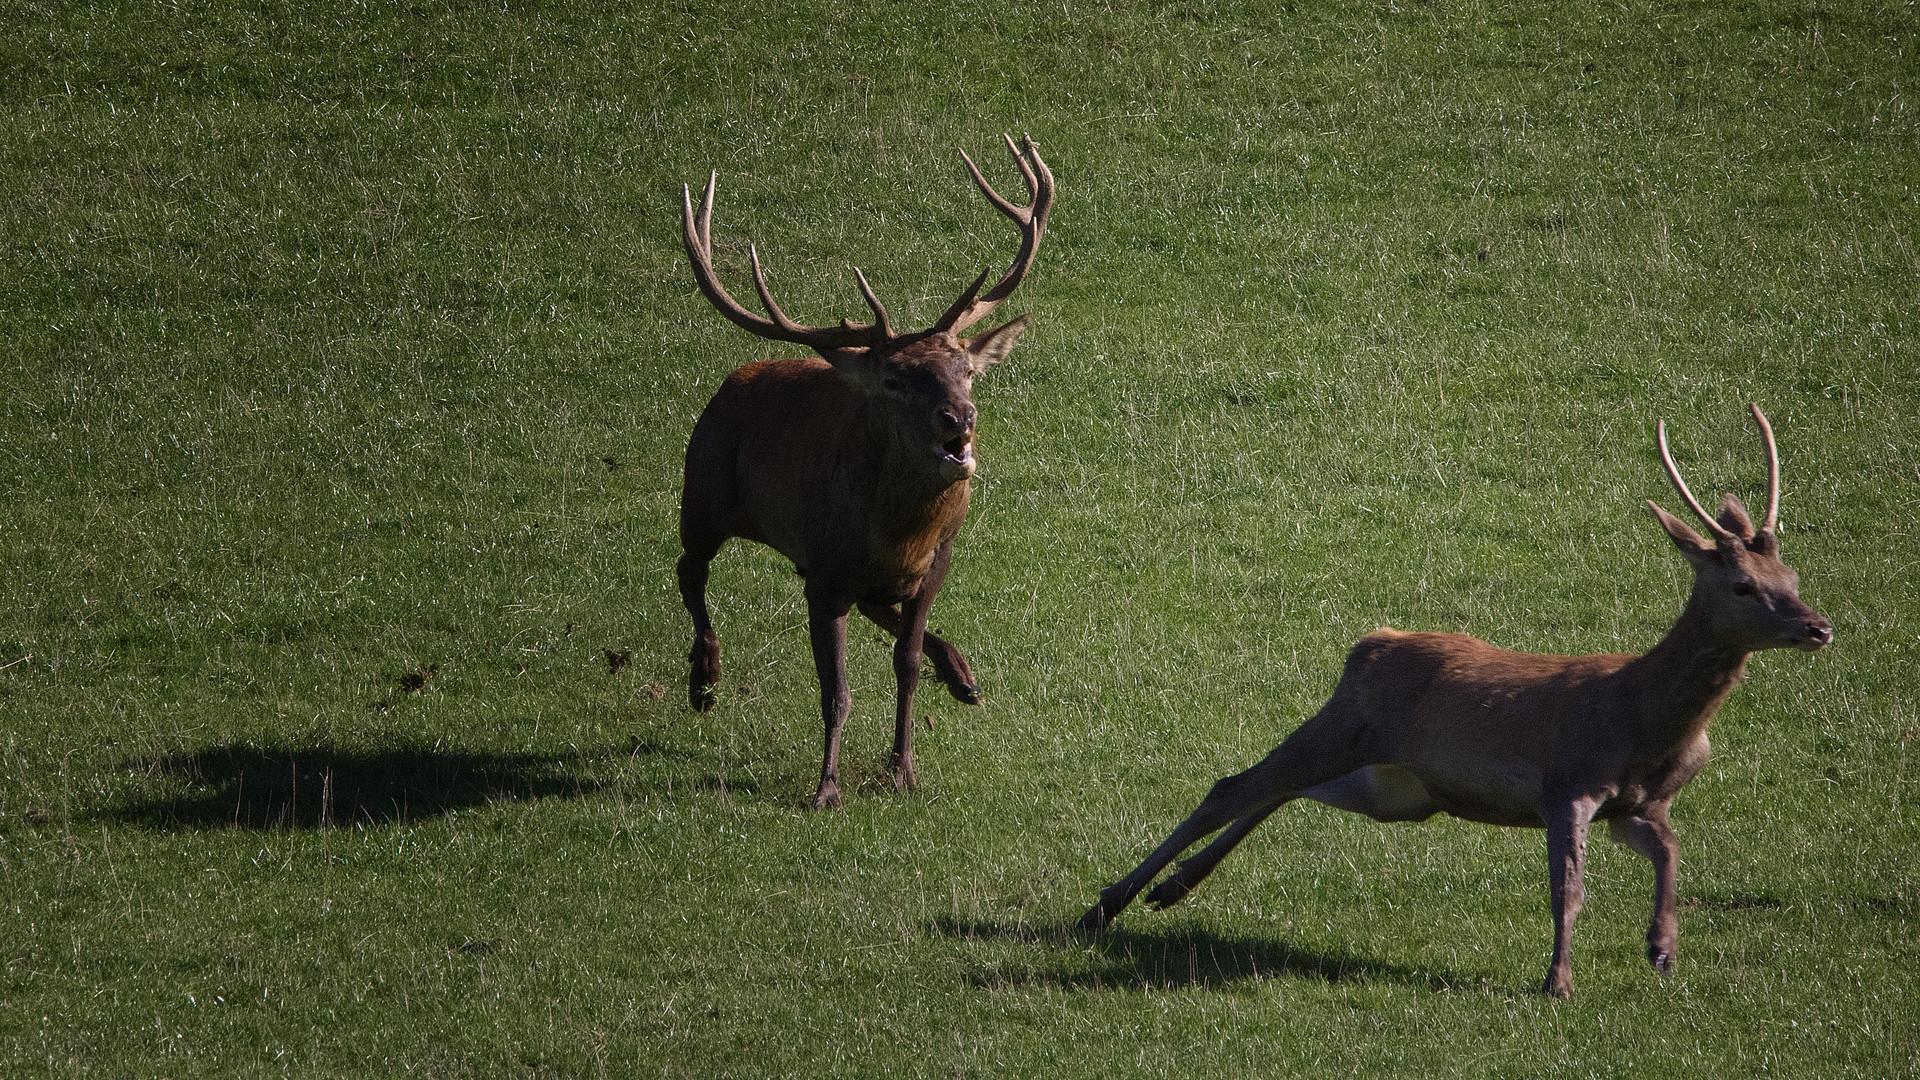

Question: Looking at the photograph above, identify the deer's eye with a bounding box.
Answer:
[1731,581,1756,597]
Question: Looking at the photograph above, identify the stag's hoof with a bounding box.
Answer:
[1144,878,1191,910]
[946,680,982,706]
[1542,976,1575,999]
[810,780,842,810]
[689,681,718,712]
[1650,949,1673,973]
[1077,904,1113,933]
[891,760,918,792]
[687,632,720,711]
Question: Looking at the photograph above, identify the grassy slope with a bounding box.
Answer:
[2,0,1915,1076]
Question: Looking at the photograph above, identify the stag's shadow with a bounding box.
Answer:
[102,742,604,831]
[935,917,1488,994]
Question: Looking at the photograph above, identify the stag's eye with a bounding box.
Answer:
[882,376,906,396]
[1731,581,1756,597]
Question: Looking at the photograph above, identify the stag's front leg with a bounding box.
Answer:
[885,548,955,792]
[1609,806,1681,973]
[805,586,855,810]
[859,544,980,706]
[1542,794,1605,997]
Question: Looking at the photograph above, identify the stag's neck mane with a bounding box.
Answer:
[835,412,968,567]
[1620,600,1750,751]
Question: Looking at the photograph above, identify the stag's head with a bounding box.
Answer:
[1646,404,1833,653]
[682,136,1052,485]
[839,319,1027,483]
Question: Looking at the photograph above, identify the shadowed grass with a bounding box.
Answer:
[102,741,609,831]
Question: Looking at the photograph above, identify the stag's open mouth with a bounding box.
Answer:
[941,434,972,463]
[937,435,975,479]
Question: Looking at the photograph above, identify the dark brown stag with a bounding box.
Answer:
[676,136,1053,809]
[1080,405,1831,997]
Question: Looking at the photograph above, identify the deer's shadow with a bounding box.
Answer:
[101,741,604,831]
[936,917,1488,994]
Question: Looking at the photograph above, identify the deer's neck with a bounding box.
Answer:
[1625,603,1750,750]
[853,422,970,568]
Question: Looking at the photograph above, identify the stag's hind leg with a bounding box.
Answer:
[1080,710,1378,932]
[676,534,725,711]
[1142,800,1286,910]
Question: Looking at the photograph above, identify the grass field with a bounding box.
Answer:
[3,0,1916,1075]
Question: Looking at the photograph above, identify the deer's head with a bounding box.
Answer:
[682,136,1052,485]
[1647,404,1833,653]
[829,320,1027,483]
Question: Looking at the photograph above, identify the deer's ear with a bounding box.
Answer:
[1647,500,1718,566]
[962,314,1029,374]
[1715,493,1756,541]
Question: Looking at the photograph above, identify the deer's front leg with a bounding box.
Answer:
[806,587,855,810]
[1609,806,1681,973]
[859,606,978,708]
[887,544,953,792]
[1542,794,1604,997]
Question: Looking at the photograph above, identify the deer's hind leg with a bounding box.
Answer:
[1142,801,1285,910]
[676,532,726,711]
[1080,704,1381,932]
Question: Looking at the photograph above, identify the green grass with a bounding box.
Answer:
[3,0,1917,1075]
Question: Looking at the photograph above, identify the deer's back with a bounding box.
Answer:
[1328,628,1640,824]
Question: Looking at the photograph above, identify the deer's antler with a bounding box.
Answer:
[934,135,1055,336]
[1748,403,1780,536]
[681,172,890,353]
[1657,419,1741,548]
[683,136,1053,355]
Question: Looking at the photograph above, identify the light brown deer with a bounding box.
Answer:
[1079,405,1831,997]
[676,136,1053,809]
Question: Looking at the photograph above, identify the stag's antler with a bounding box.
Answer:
[1656,403,1782,546]
[934,135,1054,335]
[1748,402,1780,536]
[681,173,890,352]
[682,136,1053,354]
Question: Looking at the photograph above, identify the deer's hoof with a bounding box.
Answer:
[1144,879,1190,910]
[946,680,981,706]
[1542,976,1575,999]
[1077,904,1112,934]
[689,682,718,712]
[809,782,842,810]
[891,763,918,792]
[1650,949,1673,973]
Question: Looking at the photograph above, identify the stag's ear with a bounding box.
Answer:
[962,314,1029,375]
[1715,493,1756,541]
[1647,500,1719,566]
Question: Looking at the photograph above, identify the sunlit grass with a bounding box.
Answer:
[2,0,1915,1076]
